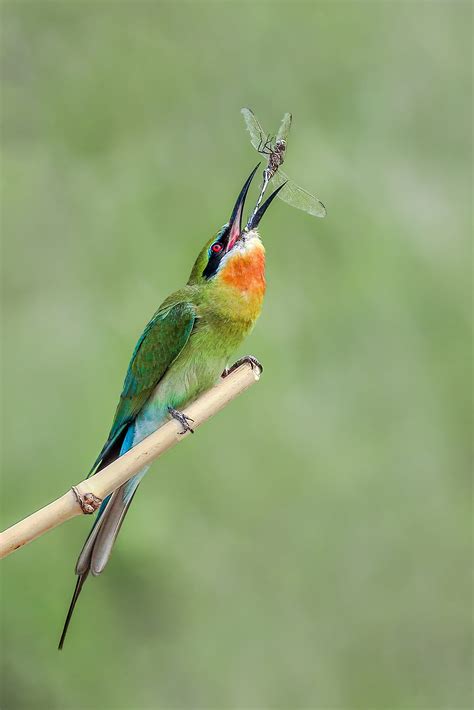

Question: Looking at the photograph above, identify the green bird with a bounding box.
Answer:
[58,165,284,649]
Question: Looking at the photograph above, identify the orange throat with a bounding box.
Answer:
[219,241,266,318]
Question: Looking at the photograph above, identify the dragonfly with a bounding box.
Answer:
[241,107,326,220]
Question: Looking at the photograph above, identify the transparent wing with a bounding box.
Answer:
[241,107,269,151]
[270,170,327,218]
[276,112,292,144]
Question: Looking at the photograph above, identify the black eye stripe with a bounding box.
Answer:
[203,240,226,280]
[202,225,230,280]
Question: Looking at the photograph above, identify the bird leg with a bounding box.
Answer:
[168,406,195,434]
[71,486,102,515]
[222,355,263,378]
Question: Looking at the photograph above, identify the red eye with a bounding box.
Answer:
[211,243,223,254]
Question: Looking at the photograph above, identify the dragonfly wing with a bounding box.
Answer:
[241,107,269,151]
[276,112,292,144]
[271,170,327,218]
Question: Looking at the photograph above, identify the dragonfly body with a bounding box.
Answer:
[258,134,287,180]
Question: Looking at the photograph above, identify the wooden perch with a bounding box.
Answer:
[0,360,261,560]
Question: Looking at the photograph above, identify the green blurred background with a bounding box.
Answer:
[1,1,471,708]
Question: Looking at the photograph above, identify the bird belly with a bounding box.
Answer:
[133,343,227,446]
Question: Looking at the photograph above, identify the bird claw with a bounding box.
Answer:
[168,406,195,434]
[72,486,102,515]
[222,355,263,378]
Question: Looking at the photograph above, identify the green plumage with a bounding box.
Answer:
[90,300,197,475]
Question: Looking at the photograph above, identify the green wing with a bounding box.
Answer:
[89,300,196,474]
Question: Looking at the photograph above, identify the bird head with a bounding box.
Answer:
[188,164,284,287]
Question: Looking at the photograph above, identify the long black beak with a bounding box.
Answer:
[227,163,260,251]
[247,182,287,231]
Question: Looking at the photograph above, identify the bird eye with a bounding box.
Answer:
[211,243,223,254]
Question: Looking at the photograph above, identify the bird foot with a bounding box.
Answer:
[71,486,102,515]
[168,406,195,434]
[222,355,263,378]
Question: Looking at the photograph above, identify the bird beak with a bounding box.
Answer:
[246,182,287,231]
[226,164,260,252]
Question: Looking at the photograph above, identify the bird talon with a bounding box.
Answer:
[222,355,263,378]
[72,486,102,515]
[168,406,195,434]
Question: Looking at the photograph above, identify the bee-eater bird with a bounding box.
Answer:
[58,165,284,649]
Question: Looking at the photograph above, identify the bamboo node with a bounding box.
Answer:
[71,487,102,515]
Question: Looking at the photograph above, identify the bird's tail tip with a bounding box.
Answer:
[58,573,88,651]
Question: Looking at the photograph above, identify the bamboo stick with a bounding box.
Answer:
[0,361,261,559]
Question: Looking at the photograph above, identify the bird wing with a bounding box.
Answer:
[59,299,197,649]
[88,300,196,475]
